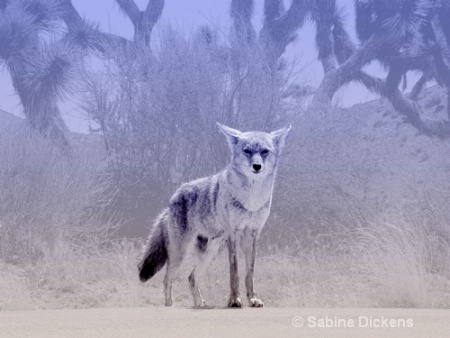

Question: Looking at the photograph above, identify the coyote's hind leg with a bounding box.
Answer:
[189,234,223,307]
[164,237,190,306]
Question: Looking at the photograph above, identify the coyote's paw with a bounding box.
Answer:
[249,298,264,307]
[195,300,207,308]
[227,297,242,308]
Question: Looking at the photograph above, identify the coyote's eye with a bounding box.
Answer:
[243,148,251,155]
[261,149,269,155]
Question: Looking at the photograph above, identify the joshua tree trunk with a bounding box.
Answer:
[116,0,164,47]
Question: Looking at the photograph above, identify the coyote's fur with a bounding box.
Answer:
[138,123,291,307]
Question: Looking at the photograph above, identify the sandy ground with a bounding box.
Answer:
[1,307,449,338]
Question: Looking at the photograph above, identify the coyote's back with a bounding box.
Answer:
[139,123,291,308]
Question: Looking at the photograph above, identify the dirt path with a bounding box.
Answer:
[0,307,449,338]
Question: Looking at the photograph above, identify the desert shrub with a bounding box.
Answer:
[0,124,120,264]
[81,25,289,236]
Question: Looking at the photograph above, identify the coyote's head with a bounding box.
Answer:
[217,123,291,178]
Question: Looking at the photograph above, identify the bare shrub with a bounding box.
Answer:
[0,124,120,264]
[80,25,289,236]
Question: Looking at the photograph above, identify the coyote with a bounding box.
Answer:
[138,123,291,308]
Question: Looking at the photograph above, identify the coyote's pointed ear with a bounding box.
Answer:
[270,125,291,150]
[217,123,243,148]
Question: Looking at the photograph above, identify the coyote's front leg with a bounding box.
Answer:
[242,229,264,307]
[227,236,242,307]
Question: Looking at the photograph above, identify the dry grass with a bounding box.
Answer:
[0,125,119,264]
[349,216,450,308]
[0,261,32,310]
[1,210,449,310]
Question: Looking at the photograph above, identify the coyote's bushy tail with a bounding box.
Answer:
[138,213,168,282]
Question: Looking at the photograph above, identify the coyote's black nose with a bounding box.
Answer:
[253,164,262,171]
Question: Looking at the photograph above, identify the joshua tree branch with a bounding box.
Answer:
[259,0,310,63]
[61,0,135,52]
[305,4,450,138]
[144,0,164,26]
[332,8,355,65]
[357,71,450,138]
[410,74,428,101]
[263,0,285,22]
[116,0,141,23]
[230,0,256,44]
[310,0,337,74]
[117,0,164,46]
[61,0,158,62]
[309,34,383,110]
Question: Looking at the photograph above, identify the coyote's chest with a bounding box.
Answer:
[225,180,273,231]
[227,199,271,231]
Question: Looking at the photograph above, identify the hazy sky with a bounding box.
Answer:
[0,0,396,133]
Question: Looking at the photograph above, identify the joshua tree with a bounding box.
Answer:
[0,0,164,149]
[232,0,450,137]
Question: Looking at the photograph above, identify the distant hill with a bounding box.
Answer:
[0,109,104,155]
[271,84,450,244]
[0,109,23,130]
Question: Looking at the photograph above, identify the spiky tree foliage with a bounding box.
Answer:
[60,0,136,54]
[0,0,76,149]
